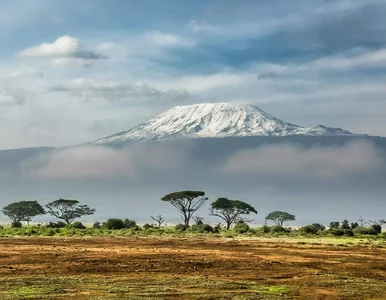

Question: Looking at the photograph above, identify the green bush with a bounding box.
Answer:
[261,225,270,233]
[213,224,222,233]
[190,224,214,233]
[311,223,326,231]
[70,221,86,229]
[143,223,154,230]
[45,221,66,228]
[270,225,289,233]
[93,222,101,229]
[175,224,186,231]
[371,224,382,234]
[104,218,125,230]
[123,219,137,229]
[330,229,345,236]
[353,226,378,235]
[234,221,249,234]
[300,225,318,234]
[56,221,67,228]
[45,222,56,228]
[11,221,22,228]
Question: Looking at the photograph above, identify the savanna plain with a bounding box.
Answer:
[1,235,386,300]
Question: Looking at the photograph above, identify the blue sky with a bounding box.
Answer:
[1,0,386,148]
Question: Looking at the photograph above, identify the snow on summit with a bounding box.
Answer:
[94,103,353,145]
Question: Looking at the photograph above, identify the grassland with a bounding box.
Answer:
[0,235,386,299]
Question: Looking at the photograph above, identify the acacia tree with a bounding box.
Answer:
[265,211,295,226]
[161,191,208,228]
[209,198,257,230]
[151,215,165,229]
[45,199,95,224]
[2,201,45,225]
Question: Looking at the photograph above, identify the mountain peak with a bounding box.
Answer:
[94,102,353,145]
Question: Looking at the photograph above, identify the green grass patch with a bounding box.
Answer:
[0,275,297,299]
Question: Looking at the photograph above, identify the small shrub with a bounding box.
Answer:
[42,229,56,236]
[93,222,101,229]
[175,224,186,231]
[371,224,382,234]
[123,219,137,229]
[11,221,22,228]
[353,226,378,235]
[104,218,125,230]
[234,221,249,234]
[45,222,56,228]
[311,223,326,231]
[261,225,270,233]
[300,225,318,235]
[56,221,67,228]
[344,229,354,237]
[270,225,288,234]
[213,224,222,233]
[70,221,86,229]
[190,224,214,233]
[45,221,66,228]
[143,223,154,230]
[330,229,345,236]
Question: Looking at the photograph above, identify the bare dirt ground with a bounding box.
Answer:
[0,236,385,299]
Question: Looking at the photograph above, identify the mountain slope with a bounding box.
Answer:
[94,103,353,145]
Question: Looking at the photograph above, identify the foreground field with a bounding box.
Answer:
[0,237,385,299]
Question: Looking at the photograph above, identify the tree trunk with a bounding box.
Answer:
[226,222,231,230]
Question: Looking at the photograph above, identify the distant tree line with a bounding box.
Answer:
[1,191,384,237]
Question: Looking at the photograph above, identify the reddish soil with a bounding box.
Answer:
[0,237,385,299]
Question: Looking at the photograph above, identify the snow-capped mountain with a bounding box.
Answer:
[94,103,353,145]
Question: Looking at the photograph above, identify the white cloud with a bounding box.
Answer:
[309,48,386,71]
[0,68,42,106]
[187,20,218,33]
[0,87,28,105]
[22,146,136,179]
[151,72,246,93]
[142,31,193,47]
[50,78,190,102]
[20,35,108,67]
[220,141,385,179]
[186,0,383,40]
[252,47,386,76]
[21,144,190,179]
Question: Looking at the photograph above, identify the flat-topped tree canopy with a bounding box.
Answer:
[1,200,45,225]
[210,198,257,230]
[161,190,207,228]
[161,191,205,201]
[45,198,95,224]
[265,211,296,227]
